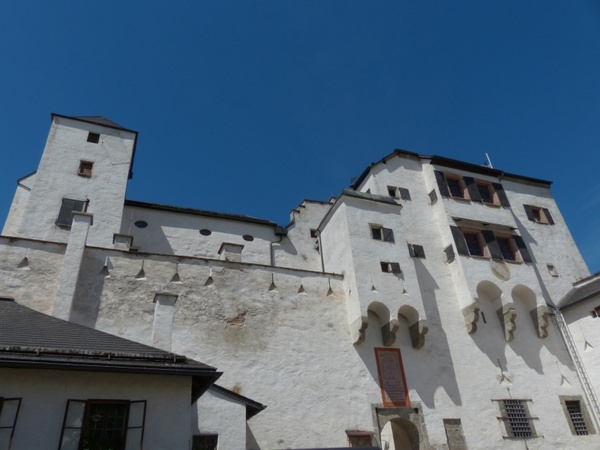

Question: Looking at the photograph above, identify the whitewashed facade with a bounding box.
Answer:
[1,114,599,449]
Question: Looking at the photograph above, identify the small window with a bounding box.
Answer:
[243,234,254,242]
[199,229,212,236]
[192,434,218,450]
[496,237,516,261]
[0,397,22,449]
[381,262,401,273]
[346,431,373,447]
[78,161,94,178]
[87,132,100,144]
[429,189,438,204]
[407,243,426,258]
[477,182,495,204]
[498,399,536,439]
[444,244,455,263]
[56,198,88,229]
[560,397,595,436]
[58,400,146,450]
[524,205,554,225]
[371,225,394,243]
[310,229,318,238]
[446,176,466,198]
[387,186,399,198]
[464,232,484,257]
[134,220,148,229]
[547,264,558,277]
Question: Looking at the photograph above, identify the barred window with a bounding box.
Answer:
[560,397,595,436]
[497,399,536,439]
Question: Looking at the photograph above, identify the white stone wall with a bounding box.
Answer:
[195,389,250,450]
[1,367,193,450]
[5,116,135,248]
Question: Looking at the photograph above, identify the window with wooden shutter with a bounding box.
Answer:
[407,243,426,258]
[371,225,394,243]
[56,198,88,229]
[381,262,401,273]
[524,205,554,224]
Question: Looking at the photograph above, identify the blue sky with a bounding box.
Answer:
[1,2,600,272]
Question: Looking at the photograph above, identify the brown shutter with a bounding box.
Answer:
[450,226,469,256]
[481,230,503,260]
[435,170,450,198]
[492,183,510,207]
[543,208,555,225]
[513,236,532,262]
[464,177,482,203]
[524,204,535,221]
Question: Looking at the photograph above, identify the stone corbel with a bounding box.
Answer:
[462,302,480,334]
[409,320,428,349]
[351,315,369,345]
[497,303,516,342]
[530,305,550,338]
[381,319,400,347]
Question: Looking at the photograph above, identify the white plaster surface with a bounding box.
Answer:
[2,121,599,449]
[1,368,192,450]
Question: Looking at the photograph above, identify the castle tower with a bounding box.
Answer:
[3,114,137,248]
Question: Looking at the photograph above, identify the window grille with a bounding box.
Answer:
[502,399,534,438]
[566,401,589,435]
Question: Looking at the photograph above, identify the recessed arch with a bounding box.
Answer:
[368,302,399,347]
[398,304,427,349]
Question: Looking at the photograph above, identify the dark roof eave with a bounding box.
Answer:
[350,149,552,190]
[209,384,267,419]
[0,357,221,378]
[125,199,280,228]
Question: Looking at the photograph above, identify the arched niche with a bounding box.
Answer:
[512,284,549,338]
[368,301,399,347]
[476,280,515,342]
[380,418,419,450]
[398,304,427,349]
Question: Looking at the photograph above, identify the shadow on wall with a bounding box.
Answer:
[411,258,462,408]
[469,280,573,378]
[352,259,463,410]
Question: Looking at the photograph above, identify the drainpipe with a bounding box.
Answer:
[550,305,600,430]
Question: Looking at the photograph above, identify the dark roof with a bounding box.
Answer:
[125,199,281,229]
[52,114,135,132]
[209,384,267,419]
[557,272,600,309]
[350,149,552,190]
[0,298,221,401]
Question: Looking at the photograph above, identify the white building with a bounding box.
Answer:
[1,113,599,449]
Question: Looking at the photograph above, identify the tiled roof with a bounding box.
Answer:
[0,298,219,379]
[558,272,600,309]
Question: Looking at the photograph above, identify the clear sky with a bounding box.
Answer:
[1,2,599,272]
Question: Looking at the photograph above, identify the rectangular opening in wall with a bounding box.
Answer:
[55,198,88,229]
[498,399,536,439]
[192,434,218,450]
[380,262,401,273]
[87,132,100,143]
[78,161,94,178]
[387,186,399,198]
[371,225,394,242]
[566,401,589,435]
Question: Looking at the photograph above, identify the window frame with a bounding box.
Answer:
[524,205,554,225]
[450,226,531,263]
[370,225,395,243]
[87,132,100,144]
[380,261,401,274]
[497,399,537,439]
[0,397,22,450]
[445,174,468,200]
[435,170,511,207]
[192,434,219,450]
[77,160,94,178]
[58,398,146,450]
[462,230,486,258]
[560,396,595,436]
[55,198,88,229]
